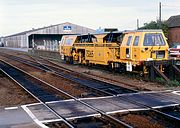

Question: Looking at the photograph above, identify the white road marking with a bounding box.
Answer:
[172,91,180,96]
[4,106,19,110]
[21,105,49,128]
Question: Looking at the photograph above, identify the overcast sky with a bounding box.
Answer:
[0,0,180,36]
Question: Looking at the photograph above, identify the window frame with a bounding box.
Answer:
[133,36,140,46]
[126,36,132,46]
[143,33,166,46]
[65,38,74,46]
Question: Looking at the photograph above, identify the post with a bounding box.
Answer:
[159,2,162,28]
[32,34,34,49]
[137,19,139,30]
[149,61,155,81]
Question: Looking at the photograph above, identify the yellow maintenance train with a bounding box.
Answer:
[60,30,179,80]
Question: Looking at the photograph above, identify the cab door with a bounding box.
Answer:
[125,35,134,60]
[132,36,140,61]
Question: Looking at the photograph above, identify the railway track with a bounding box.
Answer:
[0,52,136,96]
[0,53,104,98]
[0,50,151,91]
[0,59,133,128]
[0,59,75,128]
[36,56,152,91]
[31,55,142,90]
[112,108,180,128]
[33,56,137,94]
[0,51,179,128]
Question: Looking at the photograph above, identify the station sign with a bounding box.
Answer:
[63,26,72,31]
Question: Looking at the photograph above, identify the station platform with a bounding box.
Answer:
[0,91,179,127]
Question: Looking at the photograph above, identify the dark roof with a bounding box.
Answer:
[167,15,180,28]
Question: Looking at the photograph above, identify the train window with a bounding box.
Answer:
[76,35,97,43]
[126,36,132,46]
[65,38,74,46]
[144,34,165,46]
[133,36,139,46]
[92,38,97,43]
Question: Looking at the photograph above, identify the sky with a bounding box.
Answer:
[0,0,180,36]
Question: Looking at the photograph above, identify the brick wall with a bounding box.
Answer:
[168,27,180,45]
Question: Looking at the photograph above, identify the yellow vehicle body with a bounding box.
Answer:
[73,34,121,65]
[60,30,169,73]
[61,33,122,65]
[60,35,78,61]
[120,30,169,64]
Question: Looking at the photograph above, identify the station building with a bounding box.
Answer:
[167,15,180,45]
[1,22,96,50]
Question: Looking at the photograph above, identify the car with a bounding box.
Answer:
[169,43,180,58]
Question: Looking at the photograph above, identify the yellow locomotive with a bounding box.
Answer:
[60,30,171,76]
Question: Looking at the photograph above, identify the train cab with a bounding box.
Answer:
[120,30,169,72]
[60,35,78,63]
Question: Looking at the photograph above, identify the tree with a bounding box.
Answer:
[139,20,168,38]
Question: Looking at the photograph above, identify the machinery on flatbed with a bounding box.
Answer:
[60,30,180,82]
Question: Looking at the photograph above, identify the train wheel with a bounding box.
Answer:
[108,62,113,71]
[64,55,66,62]
[85,60,89,66]
[139,71,144,77]
[69,56,73,64]
[118,64,125,73]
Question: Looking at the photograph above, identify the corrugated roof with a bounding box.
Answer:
[4,22,95,37]
[167,15,180,28]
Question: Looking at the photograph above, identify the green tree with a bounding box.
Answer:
[139,20,168,38]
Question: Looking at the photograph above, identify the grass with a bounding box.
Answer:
[156,77,180,87]
[169,80,180,87]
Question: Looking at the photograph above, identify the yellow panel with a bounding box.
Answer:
[120,31,169,65]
